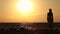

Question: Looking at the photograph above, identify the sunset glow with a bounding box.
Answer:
[0,0,60,23]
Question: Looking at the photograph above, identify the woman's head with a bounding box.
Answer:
[49,9,52,12]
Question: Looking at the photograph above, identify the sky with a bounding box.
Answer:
[0,0,60,23]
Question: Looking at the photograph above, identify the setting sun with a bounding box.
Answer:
[17,0,33,14]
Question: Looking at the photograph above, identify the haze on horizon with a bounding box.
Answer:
[0,0,60,23]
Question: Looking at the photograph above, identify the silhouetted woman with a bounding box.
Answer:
[47,9,53,27]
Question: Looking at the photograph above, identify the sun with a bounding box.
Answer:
[17,0,33,14]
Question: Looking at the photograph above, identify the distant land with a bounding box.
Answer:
[0,22,60,23]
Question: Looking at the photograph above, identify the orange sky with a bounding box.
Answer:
[0,0,60,23]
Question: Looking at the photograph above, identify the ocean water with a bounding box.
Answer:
[0,22,60,34]
[0,22,60,29]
